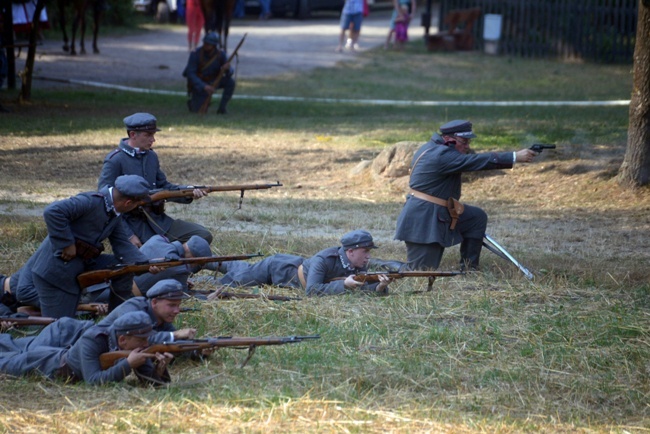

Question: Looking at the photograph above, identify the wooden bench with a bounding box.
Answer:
[426,7,481,52]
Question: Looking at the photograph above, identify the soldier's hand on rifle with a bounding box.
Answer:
[173,328,197,340]
[60,244,76,262]
[192,188,207,199]
[515,149,538,163]
[344,275,364,290]
[93,304,109,315]
[0,321,14,332]
[127,347,156,368]
[129,234,143,248]
[153,352,174,376]
[148,266,163,274]
[204,84,215,94]
[375,274,392,294]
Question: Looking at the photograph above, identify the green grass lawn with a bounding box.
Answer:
[0,33,648,433]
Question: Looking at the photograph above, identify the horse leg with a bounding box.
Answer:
[58,0,70,52]
[92,0,103,53]
[79,11,87,54]
[200,0,215,33]
[70,11,80,55]
[223,0,235,52]
[215,2,225,51]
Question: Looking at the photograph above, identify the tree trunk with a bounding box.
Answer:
[619,0,650,188]
[19,0,46,102]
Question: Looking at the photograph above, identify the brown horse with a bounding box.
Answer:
[57,0,104,55]
[199,0,235,52]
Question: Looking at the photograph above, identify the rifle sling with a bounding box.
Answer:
[198,48,221,80]
[140,207,183,242]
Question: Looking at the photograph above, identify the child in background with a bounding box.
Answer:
[384,0,416,50]
[394,3,410,50]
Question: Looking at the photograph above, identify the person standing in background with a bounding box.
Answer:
[335,0,364,52]
[258,0,271,20]
[186,0,205,51]
[384,0,416,49]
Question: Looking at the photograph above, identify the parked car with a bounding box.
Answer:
[134,0,178,23]
[271,0,344,19]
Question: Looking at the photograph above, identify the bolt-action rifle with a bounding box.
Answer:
[198,33,247,114]
[17,303,108,317]
[191,289,302,302]
[0,315,57,327]
[329,270,464,291]
[77,253,263,288]
[142,181,282,209]
[99,335,320,369]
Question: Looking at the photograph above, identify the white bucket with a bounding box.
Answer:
[483,14,502,55]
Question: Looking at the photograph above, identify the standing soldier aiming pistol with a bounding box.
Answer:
[395,120,540,272]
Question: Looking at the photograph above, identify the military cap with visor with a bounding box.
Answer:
[186,235,212,257]
[146,279,188,300]
[439,119,477,139]
[203,32,220,46]
[340,230,378,250]
[123,113,161,132]
[113,311,155,338]
[114,174,151,198]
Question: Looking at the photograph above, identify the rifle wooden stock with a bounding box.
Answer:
[77,253,263,288]
[198,33,247,114]
[99,335,320,370]
[17,304,108,317]
[351,270,464,283]
[191,290,301,301]
[329,270,464,283]
[77,303,108,313]
[0,316,57,326]
[144,181,283,204]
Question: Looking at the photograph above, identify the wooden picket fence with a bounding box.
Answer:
[436,0,638,63]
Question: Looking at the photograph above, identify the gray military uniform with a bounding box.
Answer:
[28,186,150,318]
[98,296,176,344]
[0,317,94,353]
[395,131,514,270]
[97,139,211,244]
[219,247,381,296]
[0,328,165,385]
[134,235,191,292]
[184,43,236,114]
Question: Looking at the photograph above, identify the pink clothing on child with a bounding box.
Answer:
[186,0,205,48]
[395,15,409,43]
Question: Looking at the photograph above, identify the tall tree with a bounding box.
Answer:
[619,0,650,188]
[19,0,46,102]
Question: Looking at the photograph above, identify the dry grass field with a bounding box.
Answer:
[0,34,648,433]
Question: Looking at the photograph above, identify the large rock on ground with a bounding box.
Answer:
[368,142,421,190]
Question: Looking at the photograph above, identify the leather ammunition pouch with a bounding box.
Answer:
[447,197,464,230]
[75,239,104,261]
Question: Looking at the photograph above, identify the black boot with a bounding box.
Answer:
[460,238,483,271]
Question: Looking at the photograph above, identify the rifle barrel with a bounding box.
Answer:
[99,333,319,369]
[77,253,262,288]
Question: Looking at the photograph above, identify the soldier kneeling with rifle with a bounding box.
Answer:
[184,32,237,114]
